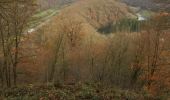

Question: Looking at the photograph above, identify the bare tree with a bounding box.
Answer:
[0,0,36,87]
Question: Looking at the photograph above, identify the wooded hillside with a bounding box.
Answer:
[0,0,170,99]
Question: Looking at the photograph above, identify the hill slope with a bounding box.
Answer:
[122,0,170,12]
[46,0,135,34]
[19,0,135,83]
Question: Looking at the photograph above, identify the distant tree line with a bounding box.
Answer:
[37,0,76,10]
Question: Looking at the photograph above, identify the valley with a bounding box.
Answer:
[0,0,170,99]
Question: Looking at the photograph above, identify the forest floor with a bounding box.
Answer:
[0,82,161,100]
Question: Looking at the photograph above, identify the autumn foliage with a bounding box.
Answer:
[0,0,170,99]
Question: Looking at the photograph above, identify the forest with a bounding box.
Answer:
[0,0,170,100]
